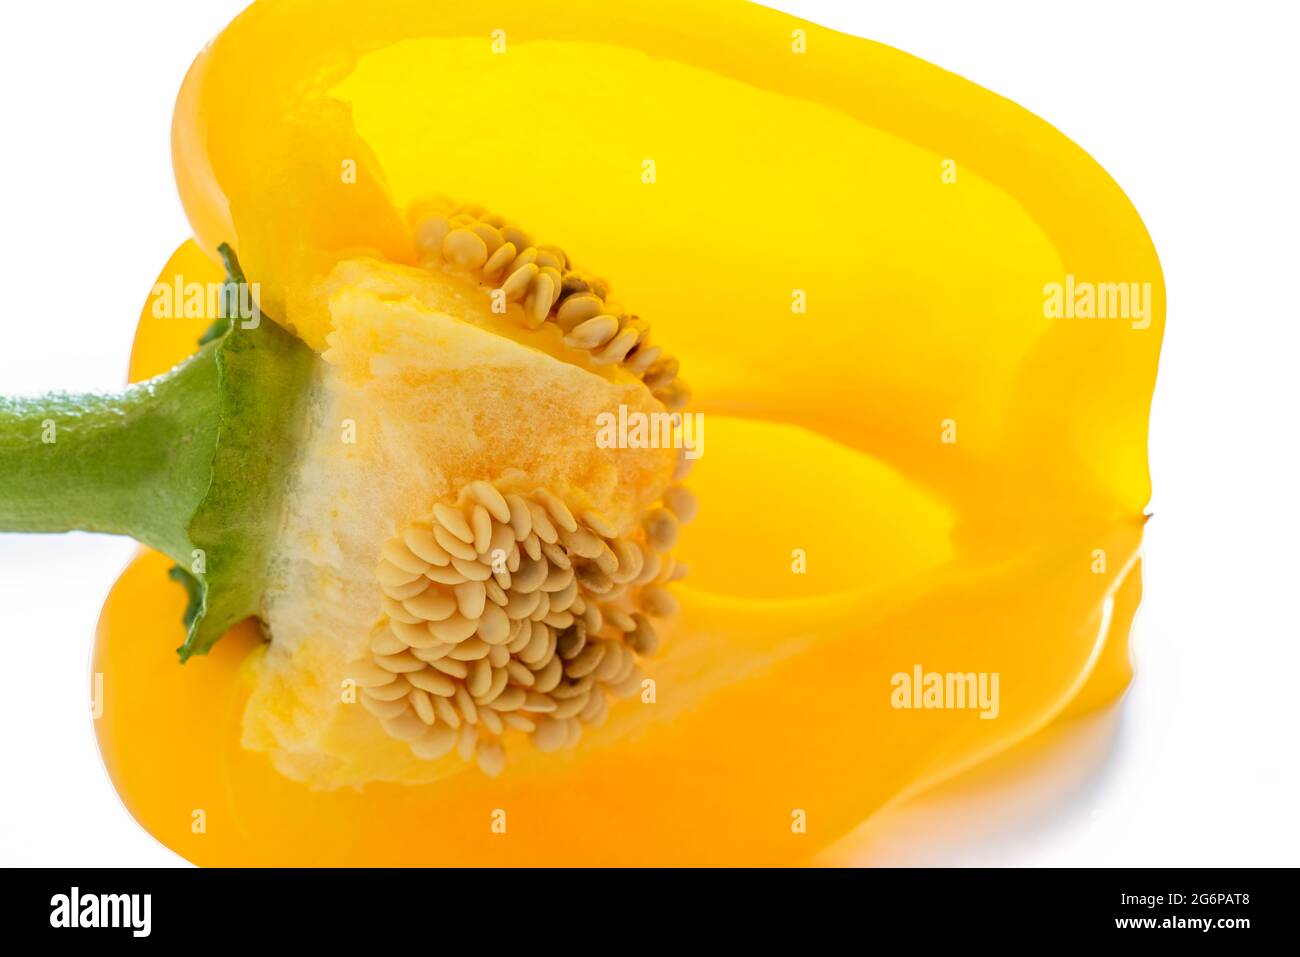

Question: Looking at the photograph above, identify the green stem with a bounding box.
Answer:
[0,347,220,565]
[0,246,317,659]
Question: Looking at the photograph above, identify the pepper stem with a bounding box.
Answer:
[0,244,318,659]
[0,346,221,565]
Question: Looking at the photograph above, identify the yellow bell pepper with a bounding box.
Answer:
[15,0,1163,865]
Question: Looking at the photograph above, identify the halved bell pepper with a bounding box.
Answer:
[3,0,1162,865]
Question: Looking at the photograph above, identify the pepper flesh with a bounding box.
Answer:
[91,0,1163,865]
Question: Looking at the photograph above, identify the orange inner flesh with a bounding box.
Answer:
[93,0,1163,865]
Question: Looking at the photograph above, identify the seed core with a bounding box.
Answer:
[361,480,697,776]
[412,198,689,410]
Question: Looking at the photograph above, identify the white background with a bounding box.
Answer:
[1,1,1296,866]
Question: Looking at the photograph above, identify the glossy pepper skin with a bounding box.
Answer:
[92,0,1163,865]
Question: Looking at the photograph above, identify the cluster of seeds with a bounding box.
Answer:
[411,199,689,411]
[354,476,696,776]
